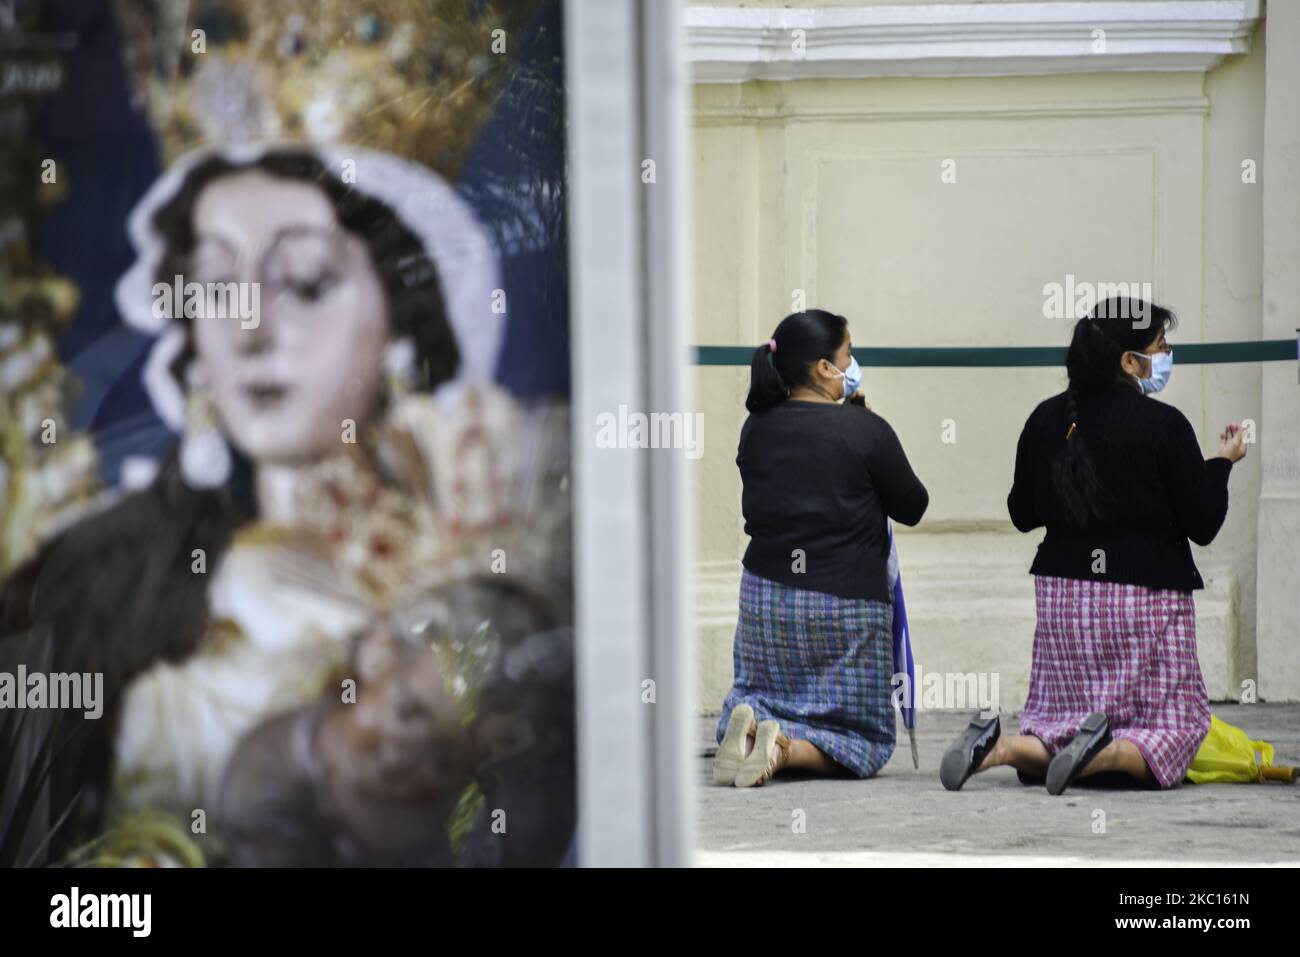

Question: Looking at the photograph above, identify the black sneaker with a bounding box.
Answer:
[1046,712,1112,796]
[939,713,1001,791]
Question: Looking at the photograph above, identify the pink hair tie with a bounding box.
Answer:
[768,338,777,353]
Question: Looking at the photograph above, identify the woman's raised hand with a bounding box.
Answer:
[1216,422,1248,463]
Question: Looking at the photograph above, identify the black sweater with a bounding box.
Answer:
[1008,383,1233,591]
[738,400,929,602]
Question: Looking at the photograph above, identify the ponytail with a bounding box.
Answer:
[745,309,849,414]
[746,341,788,413]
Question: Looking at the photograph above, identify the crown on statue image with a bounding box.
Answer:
[113,0,534,177]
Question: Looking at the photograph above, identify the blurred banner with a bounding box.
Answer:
[1,0,597,868]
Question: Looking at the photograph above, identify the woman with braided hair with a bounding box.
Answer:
[941,296,1248,795]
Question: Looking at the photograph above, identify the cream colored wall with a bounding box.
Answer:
[1255,4,1300,703]
[1201,37,1266,687]
[692,36,1277,712]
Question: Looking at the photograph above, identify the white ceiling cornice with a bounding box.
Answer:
[687,1,1263,82]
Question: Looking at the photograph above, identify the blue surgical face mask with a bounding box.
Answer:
[833,355,862,399]
[1130,350,1173,395]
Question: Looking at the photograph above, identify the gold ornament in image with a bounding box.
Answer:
[112,0,539,178]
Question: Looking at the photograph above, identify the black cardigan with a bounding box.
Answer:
[738,400,929,602]
[1007,383,1233,591]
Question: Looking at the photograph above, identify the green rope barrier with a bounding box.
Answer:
[694,339,1298,367]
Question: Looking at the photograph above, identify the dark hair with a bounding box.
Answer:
[746,309,849,413]
[1051,296,1177,526]
[0,150,465,850]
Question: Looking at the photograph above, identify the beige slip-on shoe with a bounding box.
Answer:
[734,719,791,788]
[712,704,757,786]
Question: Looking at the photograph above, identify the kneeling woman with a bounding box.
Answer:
[713,309,929,788]
[941,297,1246,795]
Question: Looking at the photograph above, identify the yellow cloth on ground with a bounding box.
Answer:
[1187,715,1278,783]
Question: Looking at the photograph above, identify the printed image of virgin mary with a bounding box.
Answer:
[0,142,575,868]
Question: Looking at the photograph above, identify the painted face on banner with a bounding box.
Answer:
[187,169,390,465]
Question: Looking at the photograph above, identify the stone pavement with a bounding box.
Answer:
[693,704,1300,866]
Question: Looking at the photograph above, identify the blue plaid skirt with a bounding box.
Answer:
[716,568,896,778]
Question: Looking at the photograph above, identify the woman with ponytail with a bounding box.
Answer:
[941,296,1247,796]
[712,309,929,787]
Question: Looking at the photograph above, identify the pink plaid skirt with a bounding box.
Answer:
[1019,575,1211,789]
